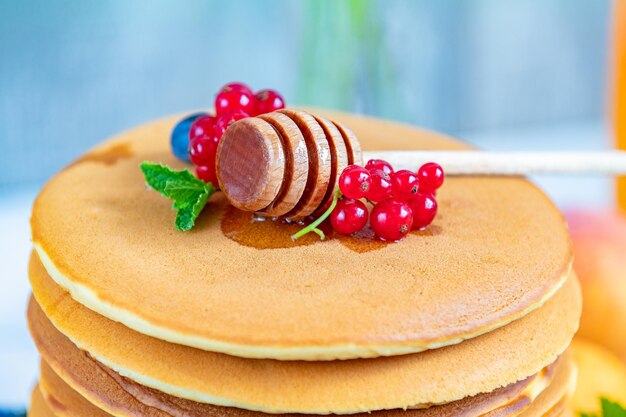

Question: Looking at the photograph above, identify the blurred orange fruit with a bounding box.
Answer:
[569,338,626,414]
[566,210,626,362]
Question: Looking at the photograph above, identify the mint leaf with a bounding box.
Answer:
[601,398,626,417]
[580,398,626,417]
[174,185,211,231]
[140,162,216,231]
[165,180,211,208]
[141,162,205,197]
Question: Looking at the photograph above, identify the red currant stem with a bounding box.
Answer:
[311,228,325,240]
[291,188,342,241]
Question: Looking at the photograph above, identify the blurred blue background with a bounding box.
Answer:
[0,0,616,410]
[0,0,612,189]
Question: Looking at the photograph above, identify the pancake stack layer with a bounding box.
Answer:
[25,110,580,417]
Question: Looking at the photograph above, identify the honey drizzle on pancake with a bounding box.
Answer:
[220,205,334,249]
[221,205,443,252]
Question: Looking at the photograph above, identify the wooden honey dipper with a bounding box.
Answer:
[216,109,626,218]
[217,109,362,218]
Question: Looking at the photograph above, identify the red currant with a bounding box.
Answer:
[214,110,249,138]
[365,169,393,202]
[189,115,216,141]
[417,162,445,193]
[220,82,253,96]
[253,89,285,115]
[408,193,438,230]
[196,163,218,184]
[392,169,419,201]
[188,135,219,166]
[330,199,368,235]
[215,87,254,116]
[365,159,394,176]
[338,165,371,199]
[370,199,413,241]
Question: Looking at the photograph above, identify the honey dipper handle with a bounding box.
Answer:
[362,150,626,175]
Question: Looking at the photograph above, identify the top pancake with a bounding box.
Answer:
[30,109,573,360]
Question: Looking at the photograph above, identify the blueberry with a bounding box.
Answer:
[170,112,208,162]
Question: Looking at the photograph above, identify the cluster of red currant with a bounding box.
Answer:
[331,160,444,241]
[187,82,285,184]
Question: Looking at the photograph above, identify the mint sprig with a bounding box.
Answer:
[581,398,626,417]
[140,162,215,231]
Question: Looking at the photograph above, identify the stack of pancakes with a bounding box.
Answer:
[26,110,580,417]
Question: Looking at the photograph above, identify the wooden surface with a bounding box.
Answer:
[278,109,332,218]
[216,118,285,212]
[257,113,309,217]
[311,115,350,217]
[217,110,361,219]
[217,109,626,218]
[334,120,363,166]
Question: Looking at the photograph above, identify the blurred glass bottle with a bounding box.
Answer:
[616,0,626,211]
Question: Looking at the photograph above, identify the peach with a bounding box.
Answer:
[566,210,626,362]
